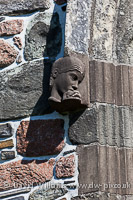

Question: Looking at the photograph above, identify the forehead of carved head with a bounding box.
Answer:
[51,56,85,78]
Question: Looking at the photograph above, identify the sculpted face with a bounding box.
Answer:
[48,56,85,112]
[54,70,83,100]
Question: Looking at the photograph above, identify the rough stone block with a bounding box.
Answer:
[91,0,117,62]
[24,11,62,60]
[69,103,133,148]
[0,59,52,120]
[116,0,133,65]
[0,20,23,36]
[65,0,92,55]
[89,61,133,106]
[29,184,68,200]
[0,159,55,192]
[0,139,14,149]
[0,0,50,16]
[0,123,12,138]
[17,119,65,157]
[69,108,97,145]
[0,40,18,68]
[55,155,75,178]
[1,151,15,160]
[72,193,133,200]
[77,145,133,195]
[65,0,133,65]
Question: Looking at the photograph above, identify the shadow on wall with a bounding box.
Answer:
[17,4,66,159]
[31,5,63,116]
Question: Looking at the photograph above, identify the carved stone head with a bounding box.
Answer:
[48,56,85,113]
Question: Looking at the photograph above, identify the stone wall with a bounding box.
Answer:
[0,0,78,199]
[0,0,133,200]
[65,0,133,199]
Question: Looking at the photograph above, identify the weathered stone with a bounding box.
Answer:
[0,188,30,198]
[1,151,15,160]
[77,145,133,195]
[13,37,23,49]
[0,123,12,138]
[17,119,65,157]
[65,0,92,55]
[90,0,117,62]
[55,155,75,178]
[0,139,14,149]
[90,61,133,106]
[69,103,133,148]
[69,108,97,145]
[0,20,23,36]
[0,59,52,120]
[0,40,18,68]
[72,193,133,200]
[29,184,68,200]
[7,197,24,200]
[65,0,133,65]
[0,0,50,16]
[54,0,67,5]
[116,0,133,65]
[0,159,55,192]
[24,12,62,61]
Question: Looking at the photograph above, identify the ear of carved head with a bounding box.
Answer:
[49,68,58,89]
[52,69,58,78]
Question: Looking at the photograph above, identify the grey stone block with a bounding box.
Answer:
[0,59,52,120]
[72,192,133,200]
[24,12,62,61]
[69,103,133,148]
[116,0,133,65]
[0,0,50,15]
[65,0,92,55]
[29,184,68,200]
[0,123,12,138]
[69,108,97,144]
[1,151,15,160]
[91,0,117,62]
[65,0,133,65]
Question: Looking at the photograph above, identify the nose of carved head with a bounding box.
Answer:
[72,83,78,90]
